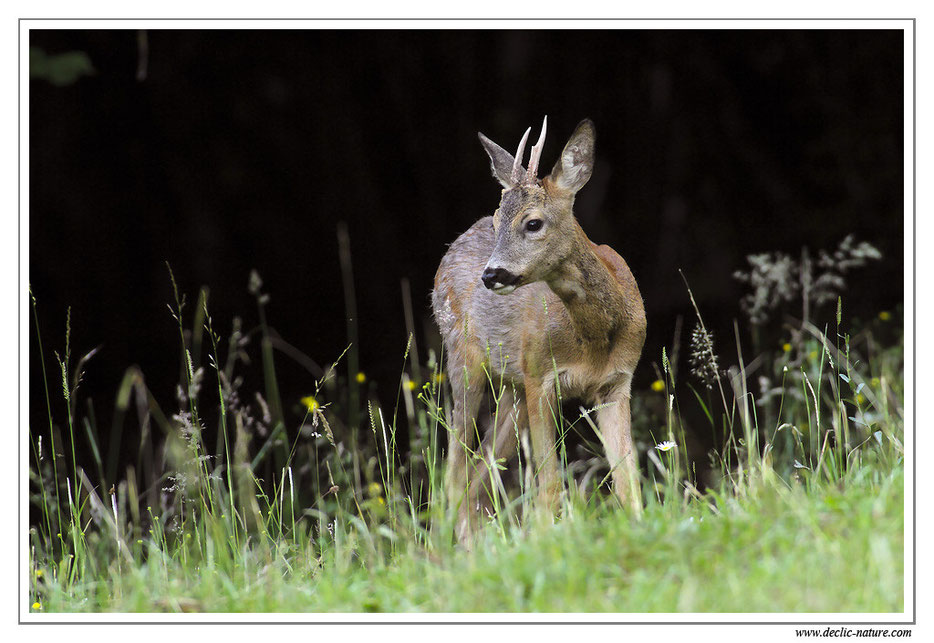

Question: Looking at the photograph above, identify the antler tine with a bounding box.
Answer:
[525,116,548,184]
[510,126,532,185]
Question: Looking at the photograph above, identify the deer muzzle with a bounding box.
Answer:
[481,266,521,294]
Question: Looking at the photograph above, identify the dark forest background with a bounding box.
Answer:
[29,29,904,480]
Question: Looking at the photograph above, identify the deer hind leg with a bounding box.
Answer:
[444,363,486,544]
[468,386,524,525]
[525,377,561,514]
[596,384,643,514]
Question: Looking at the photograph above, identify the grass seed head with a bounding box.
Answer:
[689,323,720,390]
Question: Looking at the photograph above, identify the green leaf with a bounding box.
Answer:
[30,46,95,86]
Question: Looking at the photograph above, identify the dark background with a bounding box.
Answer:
[29,29,904,475]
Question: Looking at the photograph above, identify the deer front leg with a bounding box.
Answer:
[596,384,642,514]
[445,367,485,544]
[525,377,560,513]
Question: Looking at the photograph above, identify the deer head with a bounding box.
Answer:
[477,117,596,294]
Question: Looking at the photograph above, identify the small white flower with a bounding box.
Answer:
[656,440,677,452]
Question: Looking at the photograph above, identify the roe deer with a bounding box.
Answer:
[432,117,646,542]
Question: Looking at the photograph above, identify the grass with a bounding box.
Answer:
[30,465,902,613]
[26,253,905,615]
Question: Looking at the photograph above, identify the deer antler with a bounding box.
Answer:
[510,127,531,185]
[524,116,548,184]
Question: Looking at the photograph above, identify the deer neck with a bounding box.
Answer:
[545,222,628,350]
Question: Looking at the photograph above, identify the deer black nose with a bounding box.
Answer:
[481,267,520,290]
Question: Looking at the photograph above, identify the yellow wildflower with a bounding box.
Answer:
[871,377,881,388]
[782,343,792,353]
[300,396,320,412]
[367,482,382,497]
[355,372,367,383]
[856,393,865,405]
[878,311,891,321]
[405,379,417,391]
[432,372,445,384]
[650,379,665,392]
[32,602,41,610]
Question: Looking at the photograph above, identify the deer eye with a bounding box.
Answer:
[525,219,543,232]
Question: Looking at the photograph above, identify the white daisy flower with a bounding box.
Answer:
[656,440,677,452]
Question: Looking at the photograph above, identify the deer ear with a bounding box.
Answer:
[549,119,595,194]
[478,132,521,188]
